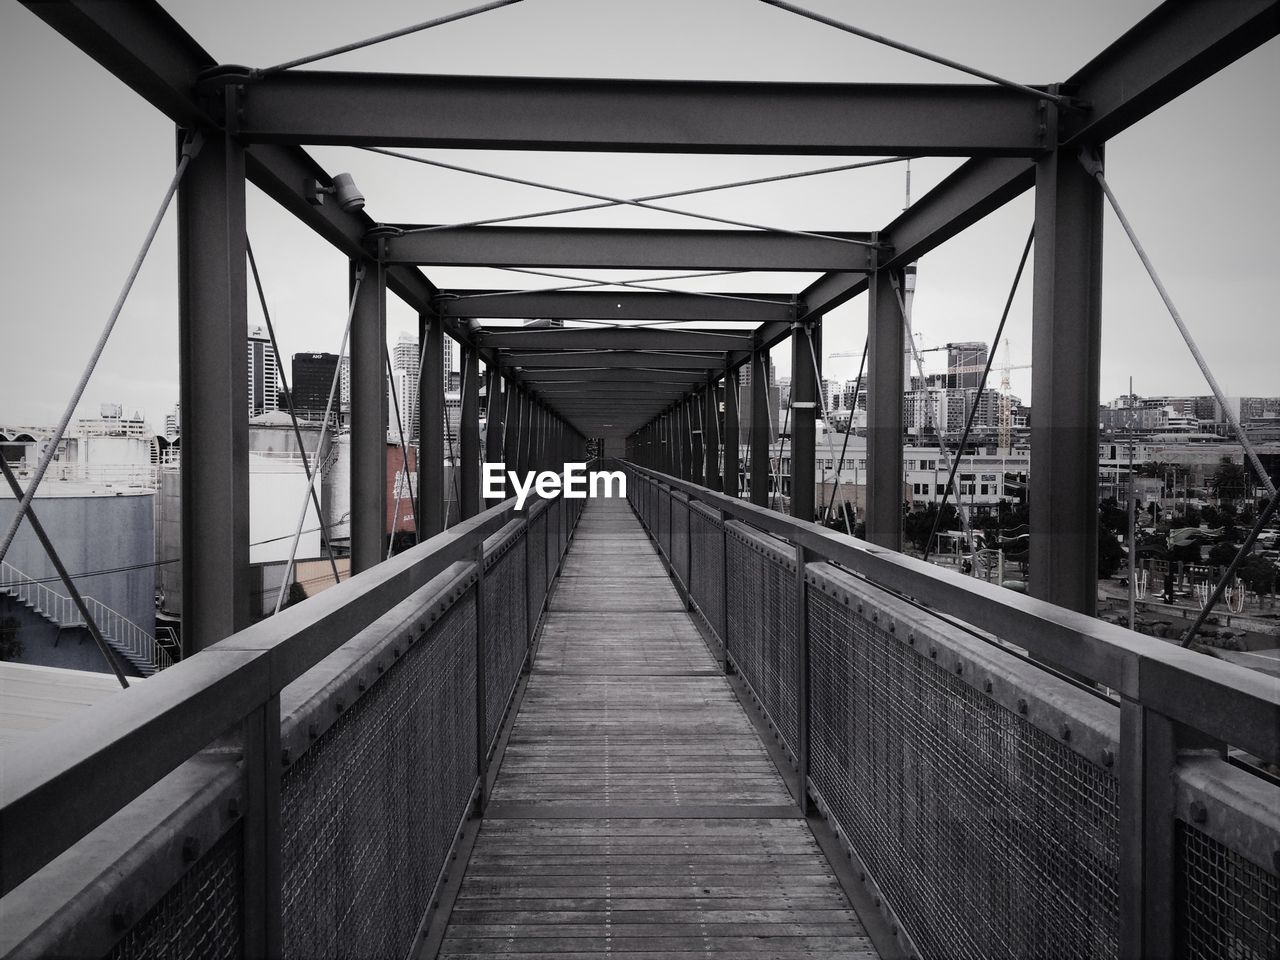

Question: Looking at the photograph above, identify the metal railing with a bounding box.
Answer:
[621,461,1279,960]
[0,490,583,960]
[0,560,172,674]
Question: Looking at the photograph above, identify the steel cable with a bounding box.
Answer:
[0,132,203,566]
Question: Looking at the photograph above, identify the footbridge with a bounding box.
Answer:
[2,1,1278,959]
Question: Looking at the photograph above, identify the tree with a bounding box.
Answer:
[1237,555,1278,594]
[1207,541,1240,569]
[1210,461,1248,504]
[904,503,957,552]
[1098,528,1125,579]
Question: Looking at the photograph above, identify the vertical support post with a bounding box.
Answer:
[485,364,504,506]
[691,390,705,487]
[1030,135,1104,614]
[750,348,771,507]
[177,121,250,654]
[705,377,721,491]
[241,695,282,960]
[680,400,693,481]
[513,389,528,477]
[866,267,904,550]
[350,258,387,573]
[1118,700,1177,959]
[473,543,489,810]
[419,314,444,539]
[718,507,731,672]
[794,544,811,815]
[503,380,520,495]
[460,347,481,519]
[723,365,740,499]
[790,322,819,522]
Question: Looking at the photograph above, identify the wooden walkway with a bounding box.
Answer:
[434,499,876,959]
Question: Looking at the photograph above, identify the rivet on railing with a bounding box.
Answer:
[983,678,993,693]
[1059,723,1071,741]
[357,679,367,693]
[1102,748,1115,768]
[955,661,963,675]
[1190,800,1208,824]
[929,647,937,659]
[308,723,318,740]
[181,835,200,863]
[280,748,291,767]
[1017,698,1029,714]
[111,908,132,932]
[335,700,345,713]
[227,797,241,820]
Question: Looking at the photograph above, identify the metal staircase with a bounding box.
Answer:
[0,561,173,675]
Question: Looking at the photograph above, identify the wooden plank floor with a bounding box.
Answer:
[436,498,876,959]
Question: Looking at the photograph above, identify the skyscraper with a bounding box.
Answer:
[946,342,988,391]
[292,353,341,422]
[247,324,279,417]
[391,332,420,440]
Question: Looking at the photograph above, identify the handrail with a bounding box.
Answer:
[0,560,171,672]
[0,492,542,897]
[619,461,1280,764]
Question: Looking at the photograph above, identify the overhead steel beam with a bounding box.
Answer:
[482,328,753,351]
[502,351,732,370]
[440,290,795,323]
[234,72,1046,155]
[799,0,1279,312]
[382,225,874,272]
[515,369,709,383]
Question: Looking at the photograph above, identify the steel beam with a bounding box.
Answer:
[382,225,874,271]
[350,259,387,573]
[460,347,481,519]
[750,348,772,508]
[236,72,1045,155]
[177,124,250,654]
[1029,141,1104,615]
[440,290,794,322]
[482,328,754,352]
[485,365,505,506]
[500,352,730,370]
[516,369,708,383]
[724,365,740,499]
[691,390,705,487]
[705,377,722,492]
[865,270,904,550]
[419,315,445,539]
[790,322,818,523]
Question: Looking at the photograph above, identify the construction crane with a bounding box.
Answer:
[998,338,1031,453]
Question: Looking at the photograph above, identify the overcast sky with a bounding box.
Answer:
[1,0,1276,431]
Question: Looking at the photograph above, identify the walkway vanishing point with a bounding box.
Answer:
[430,496,875,958]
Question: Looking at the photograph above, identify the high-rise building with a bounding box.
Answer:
[292,353,341,422]
[391,332,420,440]
[738,356,778,438]
[946,342,988,391]
[247,324,279,417]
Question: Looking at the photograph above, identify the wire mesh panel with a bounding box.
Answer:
[688,502,724,643]
[279,592,478,960]
[671,493,690,589]
[527,508,547,634]
[725,522,798,757]
[483,531,528,754]
[805,563,1120,960]
[105,822,244,960]
[658,486,671,560]
[1178,821,1280,960]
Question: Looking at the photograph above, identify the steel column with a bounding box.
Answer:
[419,313,444,539]
[460,347,481,519]
[350,258,387,573]
[485,364,504,505]
[704,376,721,491]
[1030,138,1104,614]
[177,123,250,654]
[723,365,740,499]
[750,348,771,507]
[790,322,819,523]
[866,268,904,549]
[691,390,705,487]
[503,381,520,483]
[680,400,693,481]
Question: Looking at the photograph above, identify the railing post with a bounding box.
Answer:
[794,543,811,815]
[473,543,488,811]
[719,507,731,674]
[241,694,282,960]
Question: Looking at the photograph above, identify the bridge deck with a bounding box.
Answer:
[435,499,876,959]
